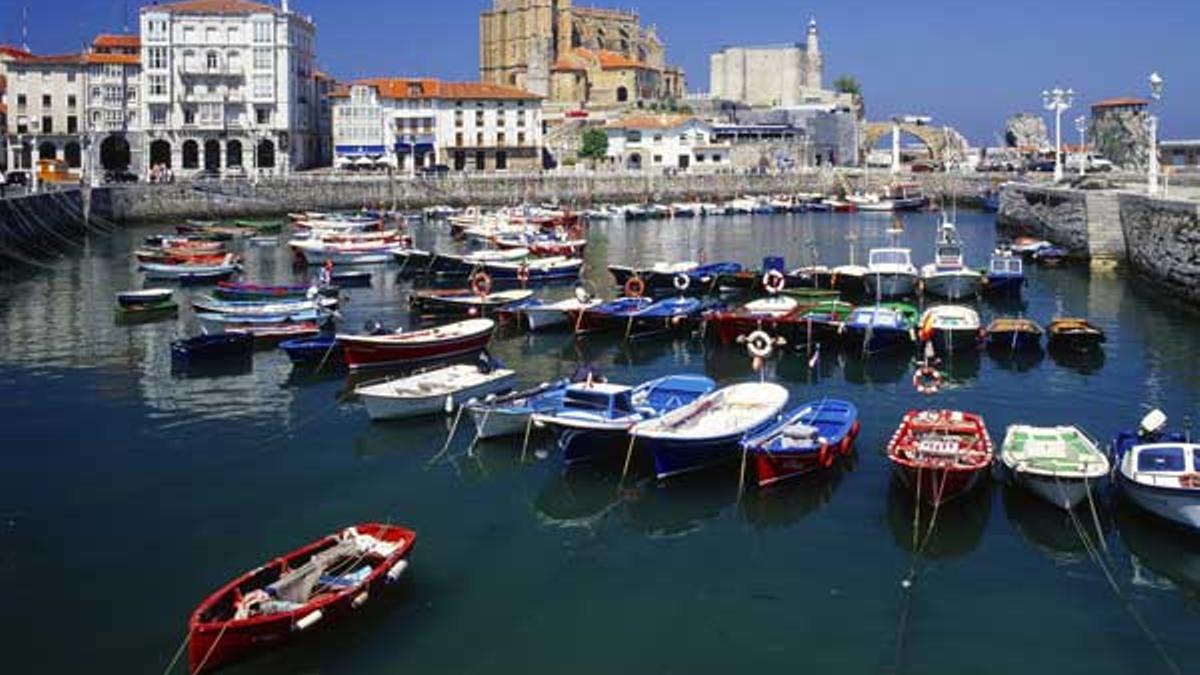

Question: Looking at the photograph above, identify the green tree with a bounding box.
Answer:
[833,75,862,96]
[578,128,609,161]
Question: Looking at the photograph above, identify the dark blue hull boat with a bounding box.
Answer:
[171,333,255,362]
[279,335,342,364]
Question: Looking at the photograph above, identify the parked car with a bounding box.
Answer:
[4,170,30,186]
[1028,160,1057,173]
[1065,154,1115,173]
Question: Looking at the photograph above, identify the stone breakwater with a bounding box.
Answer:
[999,183,1200,304]
[92,171,1000,224]
[0,190,103,267]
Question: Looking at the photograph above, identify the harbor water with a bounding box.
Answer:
[2,210,1199,674]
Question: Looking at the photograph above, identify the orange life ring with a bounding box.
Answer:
[625,275,645,298]
[1181,473,1200,489]
[913,366,943,395]
[471,272,493,297]
[516,263,531,285]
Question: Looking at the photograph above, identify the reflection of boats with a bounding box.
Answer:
[841,349,912,385]
[742,399,860,488]
[187,523,416,674]
[622,471,736,539]
[1000,425,1109,510]
[1001,484,1090,565]
[887,479,992,559]
[534,467,621,530]
[354,359,516,422]
[739,467,846,528]
[1117,500,1200,594]
[886,410,993,506]
[1111,410,1200,531]
[634,382,790,481]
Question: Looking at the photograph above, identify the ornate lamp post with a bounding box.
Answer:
[1147,71,1164,196]
[1074,115,1087,177]
[1042,86,1074,182]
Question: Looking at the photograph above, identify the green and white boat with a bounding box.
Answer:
[1000,425,1109,510]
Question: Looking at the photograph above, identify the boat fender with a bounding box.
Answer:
[673,273,691,292]
[444,395,456,414]
[819,442,834,468]
[517,263,531,286]
[386,559,410,583]
[746,330,774,359]
[294,610,323,631]
[625,276,646,299]
[352,591,369,609]
[762,269,786,295]
[912,366,943,395]
[471,272,493,297]
[574,283,595,303]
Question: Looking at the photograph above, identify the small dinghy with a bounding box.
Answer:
[1047,318,1106,352]
[984,248,1025,296]
[188,524,416,674]
[171,333,255,363]
[986,317,1044,352]
[918,305,983,353]
[743,399,860,487]
[466,379,573,440]
[409,289,534,317]
[886,409,993,506]
[337,318,496,370]
[1001,425,1109,510]
[842,303,917,354]
[117,288,174,308]
[520,295,602,331]
[634,382,790,481]
[279,335,341,365]
[354,358,516,421]
[704,294,799,346]
[567,296,654,335]
[1111,410,1200,531]
[533,375,716,466]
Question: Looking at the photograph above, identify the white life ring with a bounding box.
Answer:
[747,330,774,359]
[913,365,943,395]
[763,269,786,295]
[673,272,691,292]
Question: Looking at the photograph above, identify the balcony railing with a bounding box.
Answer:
[178,63,244,78]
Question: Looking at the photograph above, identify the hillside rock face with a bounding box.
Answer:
[1005,113,1050,150]
[1091,108,1151,171]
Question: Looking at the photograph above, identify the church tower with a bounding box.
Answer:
[805,17,822,90]
[480,0,571,88]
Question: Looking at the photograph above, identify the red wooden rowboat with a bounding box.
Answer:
[886,409,993,506]
[188,523,416,674]
[335,318,495,369]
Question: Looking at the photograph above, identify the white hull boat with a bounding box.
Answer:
[1000,425,1109,510]
[355,363,516,421]
[525,297,602,331]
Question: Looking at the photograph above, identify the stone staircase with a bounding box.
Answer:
[1084,192,1126,261]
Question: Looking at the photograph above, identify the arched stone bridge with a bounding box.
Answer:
[863,121,969,160]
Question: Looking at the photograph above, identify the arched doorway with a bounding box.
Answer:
[38,142,57,161]
[99,135,130,171]
[18,143,32,169]
[627,153,642,171]
[63,142,81,168]
[256,140,275,170]
[226,140,243,168]
[182,140,199,169]
[616,86,629,103]
[150,140,172,167]
[203,140,221,172]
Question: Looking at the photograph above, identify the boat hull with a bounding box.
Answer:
[1118,474,1200,531]
[922,272,982,300]
[340,331,493,370]
[361,373,515,421]
[864,273,918,299]
[842,325,912,353]
[551,424,635,466]
[1011,470,1098,510]
[893,464,986,506]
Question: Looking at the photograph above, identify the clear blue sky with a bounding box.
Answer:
[6,0,1197,144]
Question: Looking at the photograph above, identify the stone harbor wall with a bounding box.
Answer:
[1119,194,1200,303]
[0,190,95,265]
[997,184,1090,253]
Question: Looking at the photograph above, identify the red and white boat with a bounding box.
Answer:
[187,523,416,674]
[886,409,993,505]
[336,318,495,369]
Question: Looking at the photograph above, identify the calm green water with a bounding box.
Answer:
[2,211,1199,674]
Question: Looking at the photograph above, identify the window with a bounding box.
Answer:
[67,116,77,133]
[148,47,166,70]
[653,154,662,164]
[42,116,52,133]
[149,75,167,97]
[653,134,663,142]
[16,94,26,112]
[16,117,28,134]
[67,72,76,83]
[517,132,526,146]
[68,95,77,110]
[150,106,167,126]
[183,108,195,125]
[626,131,641,143]
[254,21,271,43]
[42,94,51,108]
[200,103,221,124]
[497,132,506,146]
[476,132,483,146]
[454,110,463,128]
[495,151,507,170]
[255,107,270,125]
[206,27,218,44]
[253,74,272,98]
[455,132,463,147]
[254,47,271,69]
[475,151,485,171]
[206,51,219,71]
[227,26,239,43]
[228,51,241,71]
[183,25,196,43]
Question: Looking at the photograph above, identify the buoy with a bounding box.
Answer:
[625,275,645,298]
[471,272,493,297]
[295,610,324,631]
[444,395,455,413]
[746,330,774,359]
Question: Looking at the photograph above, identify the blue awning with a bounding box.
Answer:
[395,142,435,153]
[336,145,387,157]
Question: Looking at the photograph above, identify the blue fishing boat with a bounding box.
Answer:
[625,297,706,339]
[1111,410,1200,531]
[533,374,716,466]
[171,333,255,363]
[196,309,330,326]
[572,296,654,335]
[743,399,860,487]
[984,248,1025,296]
[608,261,742,296]
[634,382,790,480]
[481,258,584,284]
[278,334,341,365]
[842,303,917,354]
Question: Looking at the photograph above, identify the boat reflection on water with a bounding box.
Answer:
[615,335,702,369]
[170,356,252,380]
[1048,344,1106,375]
[534,465,622,531]
[842,349,912,386]
[1117,501,1200,596]
[622,471,737,539]
[935,348,982,386]
[887,478,992,559]
[1001,483,1097,565]
[986,342,1046,373]
[739,459,852,529]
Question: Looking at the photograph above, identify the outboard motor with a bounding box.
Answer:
[1139,409,1167,438]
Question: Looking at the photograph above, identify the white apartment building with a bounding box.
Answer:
[3,53,86,174]
[138,0,319,178]
[604,115,730,173]
[331,78,544,172]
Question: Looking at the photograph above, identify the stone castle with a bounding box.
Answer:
[479,0,685,107]
[709,19,825,108]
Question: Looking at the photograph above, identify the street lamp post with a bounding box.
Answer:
[1147,71,1164,196]
[1074,115,1087,177]
[1042,86,1074,182]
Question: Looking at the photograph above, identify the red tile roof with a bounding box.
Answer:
[552,47,653,72]
[85,53,140,65]
[144,0,280,15]
[332,78,541,101]
[93,34,141,49]
[1092,97,1150,109]
[12,53,84,65]
[0,45,32,59]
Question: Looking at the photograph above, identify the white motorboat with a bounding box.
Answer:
[1113,410,1200,531]
[864,248,919,299]
[355,361,516,422]
[524,296,603,331]
[918,305,982,351]
[1001,425,1110,510]
[921,222,982,300]
[288,239,402,265]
